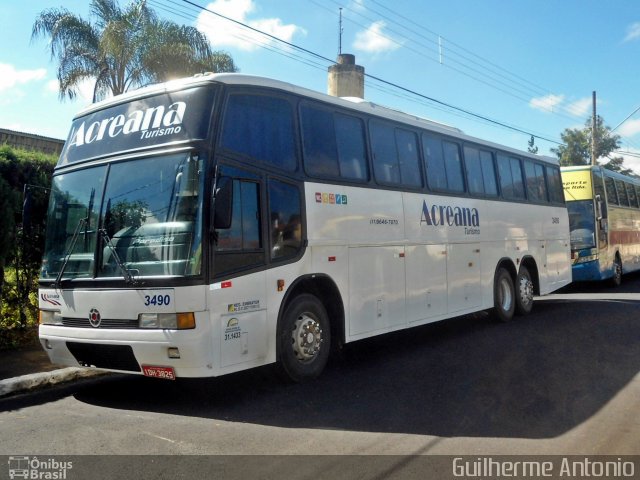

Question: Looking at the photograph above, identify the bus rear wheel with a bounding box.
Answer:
[515,266,534,315]
[493,267,515,322]
[277,294,331,382]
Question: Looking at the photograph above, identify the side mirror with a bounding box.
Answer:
[213,176,233,230]
[595,194,603,221]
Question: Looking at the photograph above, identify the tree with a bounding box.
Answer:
[0,176,16,312]
[551,115,631,174]
[32,0,237,102]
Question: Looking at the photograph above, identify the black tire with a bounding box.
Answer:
[609,255,622,288]
[277,294,331,382]
[515,266,534,316]
[493,267,515,322]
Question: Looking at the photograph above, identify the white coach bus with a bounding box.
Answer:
[38,73,571,381]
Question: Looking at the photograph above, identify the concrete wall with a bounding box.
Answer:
[0,128,64,156]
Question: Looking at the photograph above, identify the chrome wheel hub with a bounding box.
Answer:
[518,277,534,306]
[291,314,323,362]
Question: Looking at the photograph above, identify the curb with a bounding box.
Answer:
[0,367,108,398]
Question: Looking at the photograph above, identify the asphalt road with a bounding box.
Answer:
[1,275,639,459]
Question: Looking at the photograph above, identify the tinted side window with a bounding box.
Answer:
[395,128,421,187]
[335,114,368,181]
[300,105,339,177]
[524,160,547,202]
[300,105,368,181]
[216,180,260,251]
[221,94,296,171]
[423,135,447,190]
[627,182,638,208]
[616,179,629,207]
[510,158,525,199]
[480,150,498,196]
[213,173,264,277]
[370,121,400,184]
[443,141,465,192]
[497,154,525,200]
[269,180,302,261]
[464,146,484,195]
[605,176,618,205]
[546,166,564,203]
[464,146,497,196]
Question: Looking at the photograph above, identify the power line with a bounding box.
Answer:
[336,0,583,122]
[170,0,563,146]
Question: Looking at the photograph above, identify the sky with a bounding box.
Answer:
[2,0,640,171]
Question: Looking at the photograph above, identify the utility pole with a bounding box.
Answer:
[591,91,597,166]
[338,8,343,55]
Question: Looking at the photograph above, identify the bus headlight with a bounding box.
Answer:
[572,248,598,264]
[39,310,63,325]
[138,312,195,329]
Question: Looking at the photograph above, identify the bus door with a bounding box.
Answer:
[210,165,268,370]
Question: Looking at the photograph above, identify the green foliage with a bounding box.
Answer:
[32,0,238,102]
[551,115,627,173]
[0,145,57,345]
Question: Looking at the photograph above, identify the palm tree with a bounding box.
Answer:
[32,0,237,103]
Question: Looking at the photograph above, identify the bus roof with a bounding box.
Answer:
[72,73,559,166]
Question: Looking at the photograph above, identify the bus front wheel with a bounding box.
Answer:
[515,266,534,315]
[610,256,622,287]
[493,267,515,322]
[277,294,331,382]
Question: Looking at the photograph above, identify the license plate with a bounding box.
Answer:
[142,365,176,380]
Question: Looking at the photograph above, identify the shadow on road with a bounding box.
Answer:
[60,293,640,440]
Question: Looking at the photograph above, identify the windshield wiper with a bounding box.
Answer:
[54,217,87,288]
[99,229,140,286]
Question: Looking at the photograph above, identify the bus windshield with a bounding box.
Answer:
[567,200,596,250]
[40,152,205,281]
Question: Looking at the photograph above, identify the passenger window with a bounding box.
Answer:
[221,94,297,171]
[301,105,368,181]
[480,151,498,196]
[335,114,368,181]
[443,141,465,192]
[626,183,638,208]
[524,160,547,202]
[269,180,302,260]
[395,128,421,187]
[546,166,564,203]
[371,121,400,184]
[301,105,339,177]
[616,179,629,207]
[605,176,618,205]
[464,147,497,196]
[464,146,484,194]
[497,154,526,200]
[423,135,447,190]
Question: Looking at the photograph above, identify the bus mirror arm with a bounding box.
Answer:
[212,176,233,230]
[595,194,603,221]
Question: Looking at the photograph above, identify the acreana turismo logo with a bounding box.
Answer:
[68,101,187,148]
[420,200,480,235]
